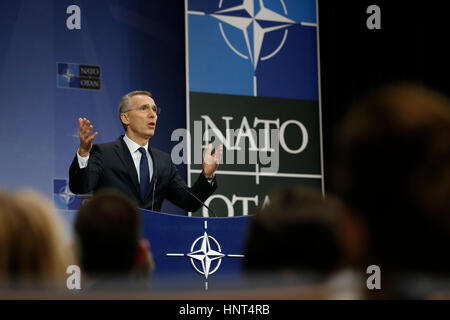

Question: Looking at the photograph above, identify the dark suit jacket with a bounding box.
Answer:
[69,136,217,213]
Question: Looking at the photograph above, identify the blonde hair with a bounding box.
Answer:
[0,189,73,289]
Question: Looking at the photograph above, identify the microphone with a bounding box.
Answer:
[151,178,157,211]
[173,178,217,218]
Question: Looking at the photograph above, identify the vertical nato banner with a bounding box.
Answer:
[186,0,322,217]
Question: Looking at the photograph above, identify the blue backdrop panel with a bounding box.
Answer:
[188,0,318,100]
[186,0,323,217]
[0,0,187,215]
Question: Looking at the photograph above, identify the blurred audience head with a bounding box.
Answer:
[0,189,71,290]
[243,186,365,283]
[74,190,154,285]
[335,82,450,276]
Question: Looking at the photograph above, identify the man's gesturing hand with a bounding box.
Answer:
[78,117,98,157]
[203,143,223,178]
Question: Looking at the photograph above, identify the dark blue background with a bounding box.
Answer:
[0,0,187,215]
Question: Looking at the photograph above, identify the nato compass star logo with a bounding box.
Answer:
[58,183,76,205]
[62,67,75,83]
[57,62,101,90]
[57,62,79,89]
[166,221,244,290]
[188,0,317,97]
[53,179,83,210]
[211,0,295,71]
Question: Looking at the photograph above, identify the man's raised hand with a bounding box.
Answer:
[203,143,223,178]
[78,117,98,157]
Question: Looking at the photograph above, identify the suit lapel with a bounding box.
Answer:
[145,146,158,200]
[114,136,140,198]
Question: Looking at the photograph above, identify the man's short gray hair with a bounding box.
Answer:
[118,90,152,131]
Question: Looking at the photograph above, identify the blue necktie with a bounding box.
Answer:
[138,147,150,201]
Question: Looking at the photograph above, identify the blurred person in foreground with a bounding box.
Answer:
[242,186,367,299]
[0,190,72,292]
[334,82,450,298]
[73,190,154,292]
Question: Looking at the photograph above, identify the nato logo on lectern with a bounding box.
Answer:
[166,221,244,280]
[188,0,318,100]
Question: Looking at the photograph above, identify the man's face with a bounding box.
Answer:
[122,94,158,141]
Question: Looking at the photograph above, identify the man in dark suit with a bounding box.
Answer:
[69,90,222,213]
